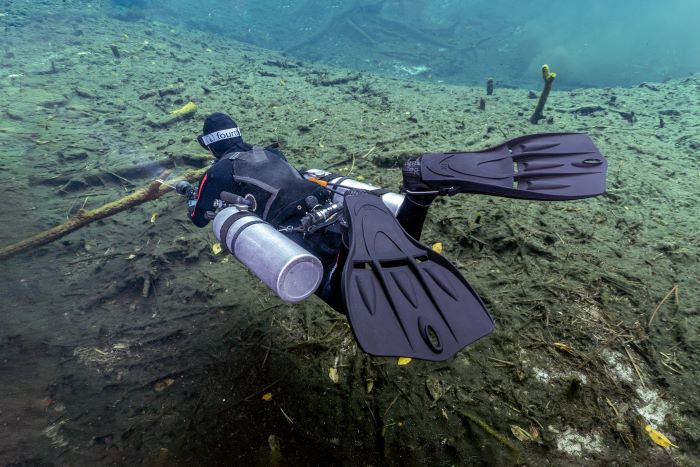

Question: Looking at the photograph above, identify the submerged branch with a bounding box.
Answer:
[0,168,207,260]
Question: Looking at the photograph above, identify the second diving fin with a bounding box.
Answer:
[413,133,607,200]
[341,193,494,361]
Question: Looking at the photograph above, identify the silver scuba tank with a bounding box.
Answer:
[303,169,405,216]
[212,206,323,303]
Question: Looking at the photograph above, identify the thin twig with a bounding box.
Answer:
[623,345,645,388]
[605,397,620,418]
[361,145,376,159]
[107,171,137,186]
[261,341,271,369]
[647,284,679,327]
[363,398,378,426]
[279,407,294,425]
[348,151,356,175]
[383,394,400,419]
[487,357,516,367]
[660,360,682,375]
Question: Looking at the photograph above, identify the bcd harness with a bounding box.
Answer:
[225,147,330,227]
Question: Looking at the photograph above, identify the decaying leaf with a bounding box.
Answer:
[529,424,540,441]
[553,342,575,355]
[154,378,175,392]
[328,367,339,383]
[268,434,281,451]
[211,243,223,255]
[510,424,535,442]
[397,357,412,366]
[645,424,678,448]
[150,212,158,223]
[262,392,273,401]
[366,379,374,394]
[431,242,443,254]
[425,375,443,401]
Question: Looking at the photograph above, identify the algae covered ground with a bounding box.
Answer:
[1,2,699,466]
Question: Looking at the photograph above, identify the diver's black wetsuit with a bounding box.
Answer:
[190,141,254,227]
[190,143,345,309]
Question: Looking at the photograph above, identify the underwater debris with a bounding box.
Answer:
[170,101,197,117]
[486,77,494,95]
[308,72,361,87]
[530,64,557,124]
[328,367,339,383]
[154,377,175,392]
[0,169,207,260]
[644,424,678,449]
[617,110,637,123]
[572,105,605,116]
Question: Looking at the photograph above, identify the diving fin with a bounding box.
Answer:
[341,193,494,361]
[407,133,607,200]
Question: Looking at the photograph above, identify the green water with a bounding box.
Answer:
[0,1,698,465]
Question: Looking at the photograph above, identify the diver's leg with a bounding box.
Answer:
[396,195,432,241]
[396,158,436,240]
[314,245,348,314]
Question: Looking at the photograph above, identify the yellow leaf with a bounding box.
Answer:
[553,342,575,355]
[645,425,678,448]
[150,212,158,223]
[356,175,365,181]
[169,101,197,116]
[262,392,273,401]
[328,367,339,383]
[211,243,223,255]
[431,242,443,254]
[397,357,412,366]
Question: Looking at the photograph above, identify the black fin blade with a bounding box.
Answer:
[420,133,608,200]
[341,194,494,361]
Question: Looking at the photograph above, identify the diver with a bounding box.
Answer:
[181,112,608,361]
[184,113,345,309]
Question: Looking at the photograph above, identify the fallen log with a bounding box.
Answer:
[0,168,207,260]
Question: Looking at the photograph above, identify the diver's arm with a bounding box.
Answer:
[189,172,220,228]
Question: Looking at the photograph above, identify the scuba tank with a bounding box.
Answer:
[303,169,405,216]
[212,205,324,303]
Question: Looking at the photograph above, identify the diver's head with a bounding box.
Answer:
[198,112,244,158]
